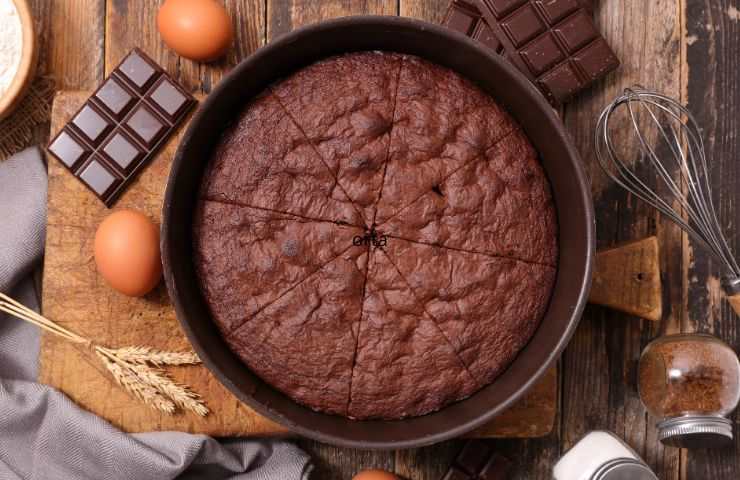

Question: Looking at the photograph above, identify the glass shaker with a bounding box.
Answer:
[553,430,657,480]
[638,333,740,448]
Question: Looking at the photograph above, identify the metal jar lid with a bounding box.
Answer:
[722,275,740,296]
[658,415,733,448]
[592,458,658,480]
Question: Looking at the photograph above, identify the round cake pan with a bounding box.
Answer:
[163,16,594,450]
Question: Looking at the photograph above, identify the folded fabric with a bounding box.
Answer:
[0,147,47,293]
[0,277,40,380]
[0,378,312,480]
[0,148,313,480]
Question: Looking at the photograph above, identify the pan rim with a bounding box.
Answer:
[163,15,595,450]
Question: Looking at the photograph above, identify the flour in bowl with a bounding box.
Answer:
[0,0,22,99]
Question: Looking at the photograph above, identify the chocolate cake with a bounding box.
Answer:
[194,51,558,420]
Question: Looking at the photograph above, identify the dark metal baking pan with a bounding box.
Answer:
[162,16,594,450]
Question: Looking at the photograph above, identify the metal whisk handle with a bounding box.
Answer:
[723,277,740,296]
[722,277,740,316]
[721,275,740,312]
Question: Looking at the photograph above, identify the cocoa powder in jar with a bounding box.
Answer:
[638,334,740,418]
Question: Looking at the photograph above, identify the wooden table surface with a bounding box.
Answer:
[32,0,740,478]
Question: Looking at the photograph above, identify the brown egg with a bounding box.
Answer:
[94,210,162,297]
[352,469,399,480]
[157,0,233,62]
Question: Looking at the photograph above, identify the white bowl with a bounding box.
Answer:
[0,0,38,121]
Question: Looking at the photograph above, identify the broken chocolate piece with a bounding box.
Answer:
[440,442,513,480]
[442,0,618,104]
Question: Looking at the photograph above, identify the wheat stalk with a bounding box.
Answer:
[125,362,208,416]
[0,292,208,416]
[96,347,209,416]
[108,346,200,366]
[97,351,176,414]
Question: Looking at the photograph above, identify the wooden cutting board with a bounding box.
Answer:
[39,91,558,438]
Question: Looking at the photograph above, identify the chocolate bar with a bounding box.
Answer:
[47,49,196,206]
[443,0,618,105]
[441,442,512,480]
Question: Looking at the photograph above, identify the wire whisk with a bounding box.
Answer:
[595,86,740,311]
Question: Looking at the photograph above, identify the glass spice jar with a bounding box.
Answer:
[638,333,740,448]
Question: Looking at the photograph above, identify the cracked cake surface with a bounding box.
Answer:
[194,51,558,419]
[200,91,364,226]
[384,240,556,386]
[348,249,480,419]
[382,129,558,266]
[193,201,364,334]
[272,51,403,224]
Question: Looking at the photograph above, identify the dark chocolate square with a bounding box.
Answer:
[78,157,121,199]
[456,441,492,475]
[71,104,113,146]
[46,47,197,208]
[444,0,619,105]
[119,50,159,93]
[483,0,528,18]
[148,77,190,122]
[535,0,579,24]
[441,466,471,480]
[94,77,137,120]
[446,2,480,35]
[48,129,89,170]
[520,32,565,75]
[537,60,581,101]
[124,104,167,147]
[478,453,513,480]
[500,4,546,47]
[472,19,502,52]
[573,38,620,79]
[101,131,144,172]
[553,9,598,52]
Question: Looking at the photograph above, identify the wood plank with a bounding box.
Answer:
[397,370,561,480]
[31,0,105,90]
[40,0,271,438]
[396,434,564,480]
[22,0,105,148]
[394,440,464,480]
[684,0,740,478]
[267,0,397,39]
[469,367,557,438]
[561,1,684,479]
[105,0,265,92]
[399,0,448,23]
[590,237,662,322]
[297,441,396,480]
[40,92,285,437]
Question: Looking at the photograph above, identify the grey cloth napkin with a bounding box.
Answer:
[0,147,46,292]
[0,148,313,480]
